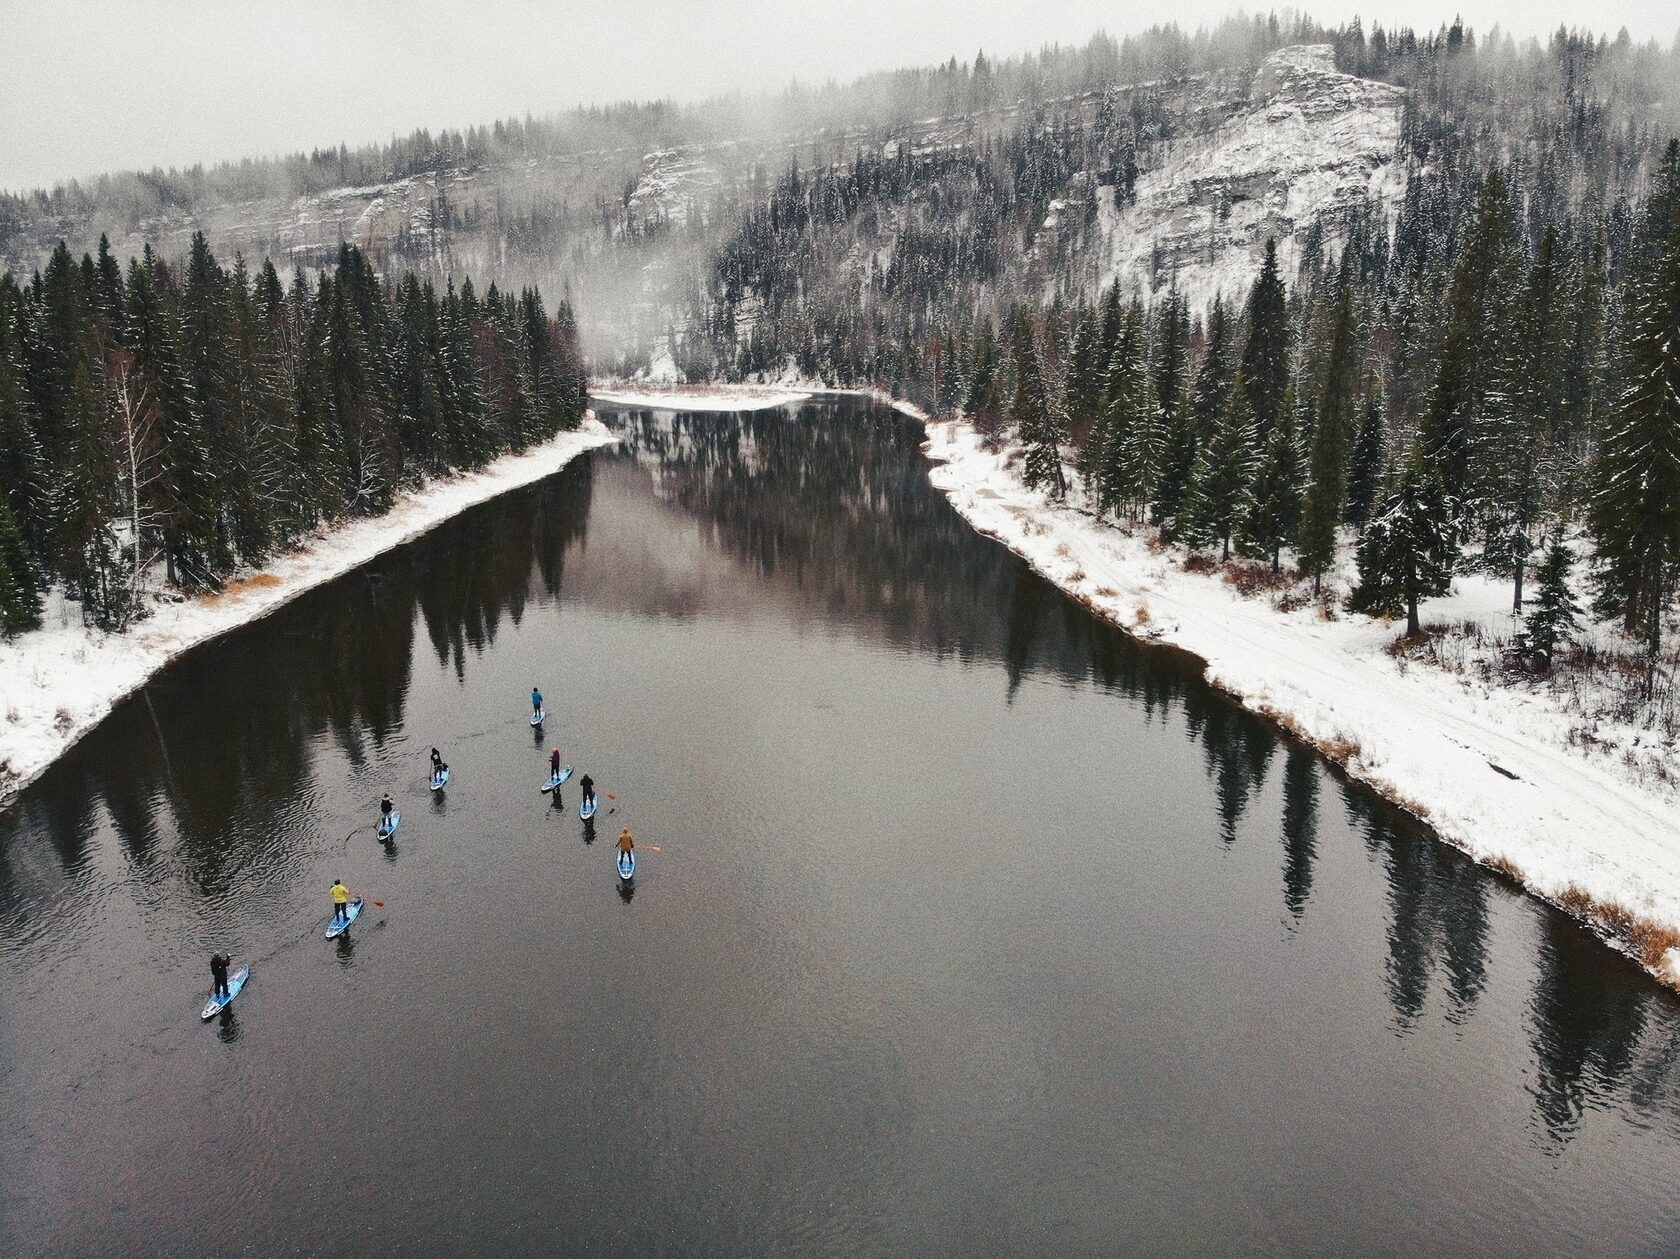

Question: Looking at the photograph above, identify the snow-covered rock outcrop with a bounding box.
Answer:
[1103,44,1406,311]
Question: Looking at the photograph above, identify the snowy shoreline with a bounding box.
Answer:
[0,417,618,803]
[596,382,1680,991]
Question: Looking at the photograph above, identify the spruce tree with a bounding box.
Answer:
[1188,295,1233,444]
[1349,451,1460,636]
[1297,392,1349,596]
[1522,535,1582,667]
[53,363,126,627]
[1010,314,1065,499]
[127,256,226,587]
[1183,371,1259,561]
[1315,276,1361,509]
[1242,386,1305,570]
[1092,309,1157,517]
[0,500,41,637]
[1345,387,1386,528]
[1240,238,1292,442]
[1422,168,1520,499]
[1589,140,1680,670]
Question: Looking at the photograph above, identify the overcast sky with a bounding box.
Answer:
[2,0,1676,193]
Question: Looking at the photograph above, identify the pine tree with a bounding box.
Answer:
[1240,238,1292,442]
[1522,535,1582,667]
[1349,451,1460,636]
[1242,386,1305,570]
[1182,372,1259,560]
[1589,140,1680,670]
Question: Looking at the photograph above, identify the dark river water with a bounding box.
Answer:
[4,399,1680,1256]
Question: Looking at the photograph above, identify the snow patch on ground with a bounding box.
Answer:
[0,418,617,803]
[912,412,1680,988]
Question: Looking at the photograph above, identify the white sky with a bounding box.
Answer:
[1,0,1676,194]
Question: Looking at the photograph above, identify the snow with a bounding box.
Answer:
[591,384,814,411]
[912,412,1680,989]
[1102,44,1406,313]
[0,417,618,804]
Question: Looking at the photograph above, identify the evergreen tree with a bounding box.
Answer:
[1092,308,1158,517]
[1349,451,1460,636]
[1182,371,1259,560]
[1589,141,1680,669]
[1297,390,1349,596]
[1315,275,1361,514]
[128,257,225,588]
[1188,296,1233,443]
[1522,535,1582,667]
[1242,386,1306,570]
[1240,238,1292,442]
[1010,313,1065,498]
[1422,169,1520,499]
[52,362,126,627]
[1345,387,1386,528]
[0,501,41,636]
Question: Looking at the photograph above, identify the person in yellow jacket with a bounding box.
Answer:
[331,879,352,924]
[616,829,634,856]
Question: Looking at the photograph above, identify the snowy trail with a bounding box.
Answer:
[0,418,618,803]
[914,416,1680,987]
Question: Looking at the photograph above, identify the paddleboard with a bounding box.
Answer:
[326,897,364,939]
[541,765,573,793]
[377,810,401,840]
[200,965,250,1020]
[531,709,546,726]
[580,795,599,821]
[617,850,636,880]
[430,767,450,790]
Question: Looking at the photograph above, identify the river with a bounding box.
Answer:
[3,398,1679,1255]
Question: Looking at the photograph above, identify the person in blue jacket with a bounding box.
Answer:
[531,686,544,719]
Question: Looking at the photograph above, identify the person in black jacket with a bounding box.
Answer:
[210,952,232,999]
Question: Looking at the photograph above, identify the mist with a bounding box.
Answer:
[4,0,1679,193]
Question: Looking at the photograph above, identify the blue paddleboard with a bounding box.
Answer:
[326,897,364,939]
[531,709,546,726]
[201,965,250,1020]
[542,765,573,792]
[580,795,599,821]
[430,768,450,790]
[377,810,401,840]
[617,850,635,880]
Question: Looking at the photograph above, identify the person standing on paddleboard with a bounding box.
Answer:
[550,748,562,780]
[331,879,351,924]
[531,687,544,718]
[380,794,394,823]
[210,952,232,1000]
[617,828,634,857]
[430,748,446,782]
[579,773,596,811]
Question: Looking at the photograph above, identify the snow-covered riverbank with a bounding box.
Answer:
[591,384,813,411]
[597,381,1680,990]
[913,413,1680,989]
[0,417,617,802]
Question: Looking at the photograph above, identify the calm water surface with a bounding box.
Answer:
[3,400,1680,1256]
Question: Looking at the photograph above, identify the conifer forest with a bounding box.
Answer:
[3,14,1680,688]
